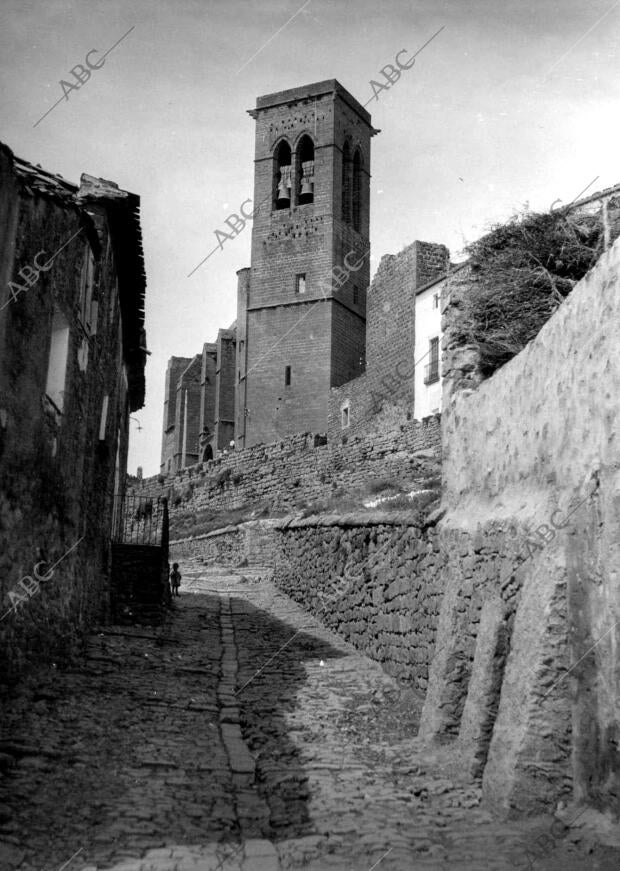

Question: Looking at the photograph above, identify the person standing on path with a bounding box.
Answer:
[170,562,182,597]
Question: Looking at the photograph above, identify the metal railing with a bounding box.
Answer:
[111,494,169,546]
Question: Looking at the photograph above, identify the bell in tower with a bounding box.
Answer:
[277,165,291,206]
[240,81,375,448]
[274,141,292,210]
[297,135,315,205]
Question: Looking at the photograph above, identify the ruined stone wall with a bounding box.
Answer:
[428,237,620,816]
[131,415,441,533]
[272,514,444,690]
[327,241,447,442]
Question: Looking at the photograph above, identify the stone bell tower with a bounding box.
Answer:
[235,80,377,448]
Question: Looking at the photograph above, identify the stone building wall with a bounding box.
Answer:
[240,80,373,446]
[214,328,236,450]
[328,240,448,442]
[174,355,201,470]
[234,268,250,448]
[160,356,191,473]
[0,145,146,683]
[199,342,217,456]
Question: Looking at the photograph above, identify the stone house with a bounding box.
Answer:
[0,143,147,679]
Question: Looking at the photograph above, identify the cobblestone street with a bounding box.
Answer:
[1,561,618,871]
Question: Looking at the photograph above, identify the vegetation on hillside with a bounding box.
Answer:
[455,207,604,376]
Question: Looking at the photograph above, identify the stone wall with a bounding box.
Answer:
[328,240,448,442]
[214,328,236,451]
[171,520,279,568]
[272,514,444,690]
[171,526,245,567]
[241,81,372,446]
[130,416,441,536]
[427,237,620,816]
[160,356,192,473]
[174,355,202,470]
[0,146,145,683]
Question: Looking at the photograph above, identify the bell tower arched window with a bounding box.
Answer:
[352,149,362,232]
[274,140,292,210]
[296,135,314,205]
[342,141,351,223]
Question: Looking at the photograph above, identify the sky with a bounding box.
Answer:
[1,0,618,475]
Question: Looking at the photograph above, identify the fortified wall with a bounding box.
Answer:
[133,413,441,535]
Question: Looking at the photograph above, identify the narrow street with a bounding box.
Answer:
[0,562,613,871]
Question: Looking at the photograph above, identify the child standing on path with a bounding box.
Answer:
[170,562,182,597]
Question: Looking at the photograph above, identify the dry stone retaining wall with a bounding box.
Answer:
[171,521,279,568]
[272,514,444,691]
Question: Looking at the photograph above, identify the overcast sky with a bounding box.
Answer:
[1,0,618,475]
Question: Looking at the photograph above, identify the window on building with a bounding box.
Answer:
[284,365,291,387]
[79,247,96,334]
[274,140,292,210]
[45,310,70,412]
[341,402,350,429]
[99,394,109,441]
[296,135,314,205]
[353,285,359,305]
[424,337,440,384]
[352,149,362,232]
[342,141,351,224]
[433,292,440,309]
[296,273,306,294]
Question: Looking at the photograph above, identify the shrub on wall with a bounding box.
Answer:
[367,478,403,495]
[215,468,232,488]
[456,208,603,376]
